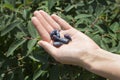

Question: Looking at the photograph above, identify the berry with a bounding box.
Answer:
[53,42,63,47]
[50,29,72,47]
[56,30,60,38]
[59,38,70,44]
[50,31,55,40]
[50,30,60,39]
[64,34,72,41]
[52,35,61,41]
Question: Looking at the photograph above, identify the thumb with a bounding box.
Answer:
[38,40,57,57]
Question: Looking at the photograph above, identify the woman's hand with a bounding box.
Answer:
[31,10,100,65]
[31,10,120,80]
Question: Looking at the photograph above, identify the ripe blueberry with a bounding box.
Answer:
[50,30,60,39]
[50,31,55,40]
[56,30,60,38]
[59,38,70,44]
[50,30,72,47]
[52,35,61,41]
[64,34,72,41]
[53,42,63,47]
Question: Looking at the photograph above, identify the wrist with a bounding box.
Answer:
[77,48,120,79]
[77,48,118,71]
[87,49,120,79]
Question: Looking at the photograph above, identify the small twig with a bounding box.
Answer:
[90,17,99,28]
[116,30,120,33]
[23,36,34,40]
[4,65,23,74]
[48,62,57,65]
[23,36,39,41]
[102,34,110,38]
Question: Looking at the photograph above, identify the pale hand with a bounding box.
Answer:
[31,10,100,65]
[31,10,120,80]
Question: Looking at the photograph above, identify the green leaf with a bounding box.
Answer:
[27,39,37,55]
[48,0,58,10]
[117,41,120,54]
[97,0,108,5]
[92,34,101,45]
[22,9,30,20]
[109,22,120,33]
[3,3,15,11]
[29,51,48,63]
[1,20,20,36]
[33,68,47,80]
[116,0,120,4]
[0,73,5,80]
[49,66,59,80]
[95,25,105,34]
[100,39,108,50]
[6,39,27,57]
[109,31,117,40]
[64,4,75,12]
[109,47,117,53]
[117,33,120,40]
[27,21,38,38]
[23,9,28,20]
[75,14,92,19]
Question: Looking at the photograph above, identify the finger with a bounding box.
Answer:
[39,10,61,30]
[31,17,51,42]
[38,40,57,58]
[34,11,53,33]
[51,14,72,30]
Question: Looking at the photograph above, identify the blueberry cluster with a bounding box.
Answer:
[50,30,72,47]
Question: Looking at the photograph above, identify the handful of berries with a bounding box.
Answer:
[50,30,72,47]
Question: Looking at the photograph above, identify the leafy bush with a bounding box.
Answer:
[0,0,120,80]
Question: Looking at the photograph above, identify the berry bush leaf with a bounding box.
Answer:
[6,39,27,57]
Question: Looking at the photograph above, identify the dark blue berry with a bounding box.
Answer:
[53,42,63,47]
[59,38,70,44]
[50,30,71,47]
[50,31,55,40]
[50,30,60,39]
[64,34,72,41]
[56,30,60,38]
[52,35,61,41]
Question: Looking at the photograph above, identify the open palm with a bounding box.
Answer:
[31,10,100,65]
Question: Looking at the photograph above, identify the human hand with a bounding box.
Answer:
[31,10,100,66]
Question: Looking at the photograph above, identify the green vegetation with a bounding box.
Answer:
[0,0,120,80]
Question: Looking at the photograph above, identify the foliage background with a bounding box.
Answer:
[0,0,120,80]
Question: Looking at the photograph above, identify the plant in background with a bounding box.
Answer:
[0,0,120,80]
